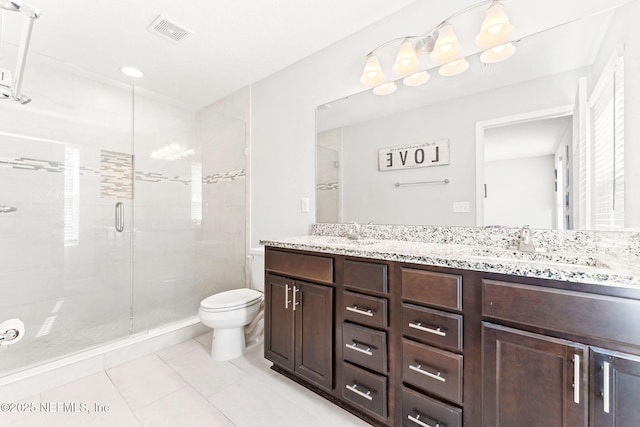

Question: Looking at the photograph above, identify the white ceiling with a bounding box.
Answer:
[0,0,415,109]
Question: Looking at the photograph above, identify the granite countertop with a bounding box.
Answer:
[260,235,640,289]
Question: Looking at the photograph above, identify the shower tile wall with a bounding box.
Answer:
[316,129,341,223]
[0,52,249,376]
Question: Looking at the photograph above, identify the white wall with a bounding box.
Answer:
[250,0,633,244]
[484,155,556,228]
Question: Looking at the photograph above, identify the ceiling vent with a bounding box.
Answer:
[148,15,193,43]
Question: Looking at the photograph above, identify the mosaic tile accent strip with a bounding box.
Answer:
[202,169,245,184]
[135,171,190,185]
[100,150,134,199]
[317,182,338,191]
[0,157,65,173]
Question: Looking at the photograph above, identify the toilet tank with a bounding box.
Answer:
[249,246,265,292]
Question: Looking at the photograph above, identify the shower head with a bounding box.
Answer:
[0,205,17,213]
[0,0,40,18]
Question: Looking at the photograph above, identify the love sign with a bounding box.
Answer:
[378,139,450,171]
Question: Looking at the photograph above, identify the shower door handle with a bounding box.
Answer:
[115,202,124,232]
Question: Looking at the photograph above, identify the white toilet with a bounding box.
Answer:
[198,247,265,361]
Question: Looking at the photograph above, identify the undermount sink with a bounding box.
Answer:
[460,246,609,269]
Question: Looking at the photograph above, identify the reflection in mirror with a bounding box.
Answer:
[316,1,639,230]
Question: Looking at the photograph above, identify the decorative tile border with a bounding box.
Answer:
[100,150,134,199]
[316,182,338,191]
[202,169,245,184]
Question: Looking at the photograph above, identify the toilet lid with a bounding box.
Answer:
[200,289,263,311]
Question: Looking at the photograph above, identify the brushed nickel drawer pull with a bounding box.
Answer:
[293,286,300,311]
[603,361,611,413]
[346,383,373,401]
[573,354,581,404]
[346,306,374,317]
[345,341,373,356]
[409,322,446,337]
[285,284,291,310]
[409,363,446,382]
[408,413,440,427]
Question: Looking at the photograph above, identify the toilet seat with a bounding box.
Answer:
[200,288,263,313]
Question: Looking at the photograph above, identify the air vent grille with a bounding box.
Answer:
[148,15,193,43]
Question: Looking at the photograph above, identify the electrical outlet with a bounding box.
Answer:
[453,201,470,213]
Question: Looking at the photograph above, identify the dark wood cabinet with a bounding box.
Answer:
[264,273,334,391]
[264,246,640,427]
[482,322,588,427]
[591,348,640,426]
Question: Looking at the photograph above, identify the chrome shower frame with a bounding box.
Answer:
[0,0,40,104]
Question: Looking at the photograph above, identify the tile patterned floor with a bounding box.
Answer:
[0,333,370,427]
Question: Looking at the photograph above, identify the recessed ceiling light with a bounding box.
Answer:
[120,66,144,78]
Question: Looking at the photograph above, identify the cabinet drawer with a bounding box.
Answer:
[342,362,388,418]
[344,259,388,294]
[343,290,388,329]
[342,323,388,373]
[402,338,463,405]
[401,268,462,311]
[402,387,462,427]
[483,280,640,346]
[402,304,463,352]
[265,249,334,284]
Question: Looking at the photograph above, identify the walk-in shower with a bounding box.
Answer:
[0,10,248,378]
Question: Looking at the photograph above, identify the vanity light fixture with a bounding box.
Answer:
[361,0,515,96]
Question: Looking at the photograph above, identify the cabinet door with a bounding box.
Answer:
[482,323,588,427]
[295,281,334,391]
[591,348,640,426]
[264,274,295,371]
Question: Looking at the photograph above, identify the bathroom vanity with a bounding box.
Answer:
[262,229,640,427]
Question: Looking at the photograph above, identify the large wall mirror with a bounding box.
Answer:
[316,0,639,231]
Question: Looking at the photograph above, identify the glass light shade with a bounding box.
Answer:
[359,55,384,86]
[403,71,431,87]
[431,24,460,64]
[392,40,419,75]
[475,3,513,48]
[480,42,517,63]
[373,81,398,96]
[438,58,469,76]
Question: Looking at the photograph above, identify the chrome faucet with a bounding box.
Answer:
[517,225,536,252]
[346,222,361,240]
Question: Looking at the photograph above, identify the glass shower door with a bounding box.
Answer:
[0,51,134,376]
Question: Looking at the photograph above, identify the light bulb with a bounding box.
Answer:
[431,24,460,64]
[475,3,513,49]
[392,40,419,75]
[360,55,384,86]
